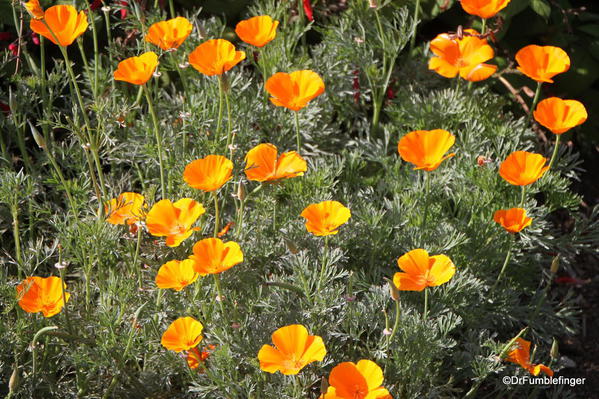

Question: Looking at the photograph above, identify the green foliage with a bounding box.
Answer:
[0,0,596,398]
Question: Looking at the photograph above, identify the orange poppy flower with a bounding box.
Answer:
[187,344,216,370]
[235,15,279,47]
[265,70,325,111]
[393,249,456,291]
[397,129,456,171]
[428,31,497,82]
[516,45,570,83]
[145,17,193,51]
[155,259,199,291]
[493,208,532,234]
[145,198,205,247]
[300,201,351,236]
[188,39,246,76]
[533,97,588,135]
[105,192,145,225]
[257,324,326,375]
[188,238,243,275]
[320,360,392,399]
[244,143,307,182]
[183,155,233,192]
[16,276,70,318]
[24,0,44,19]
[30,5,88,47]
[505,338,554,376]
[460,0,511,19]
[499,151,549,186]
[114,51,159,85]
[161,316,203,352]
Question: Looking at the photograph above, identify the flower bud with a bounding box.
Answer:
[550,338,559,360]
[550,255,560,274]
[389,280,400,302]
[284,237,299,254]
[320,376,329,396]
[28,120,46,149]
[9,88,17,113]
[9,364,19,393]
[237,180,246,202]
[369,0,378,8]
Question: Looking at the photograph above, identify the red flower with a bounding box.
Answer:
[303,0,314,22]
[90,0,102,11]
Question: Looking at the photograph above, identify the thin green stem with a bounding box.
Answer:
[493,236,514,290]
[59,45,106,203]
[132,226,143,288]
[519,185,527,208]
[212,192,220,238]
[525,82,542,129]
[11,206,22,278]
[423,288,429,319]
[224,79,233,151]
[316,236,329,298]
[84,0,100,99]
[31,326,59,379]
[213,274,225,313]
[548,134,561,170]
[58,265,72,334]
[168,0,176,18]
[409,0,421,52]
[143,85,167,199]
[387,298,401,345]
[215,76,225,147]
[294,111,301,152]
[422,172,431,229]
[480,18,487,35]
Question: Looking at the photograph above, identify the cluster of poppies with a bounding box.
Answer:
[15,0,579,390]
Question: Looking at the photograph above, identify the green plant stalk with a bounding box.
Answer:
[38,35,75,209]
[525,82,542,129]
[102,5,116,95]
[11,114,35,174]
[212,191,220,237]
[31,326,59,379]
[215,76,225,147]
[519,185,527,208]
[409,0,421,52]
[493,236,514,290]
[387,298,401,346]
[223,78,233,151]
[44,144,77,214]
[143,85,167,199]
[316,236,329,298]
[58,265,72,334]
[132,226,143,288]
[11,205,22,278]
[83,0,100,99]
[423,287,429,319]
[480,18,487,35]
[76,38,94,95]
[421,172,432,230]
[58,44,106,203]
[168,0,175,18]
[294,111,301,152]
[548,135,561,169]
[370,9,398,136]
[213,274,225,313]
